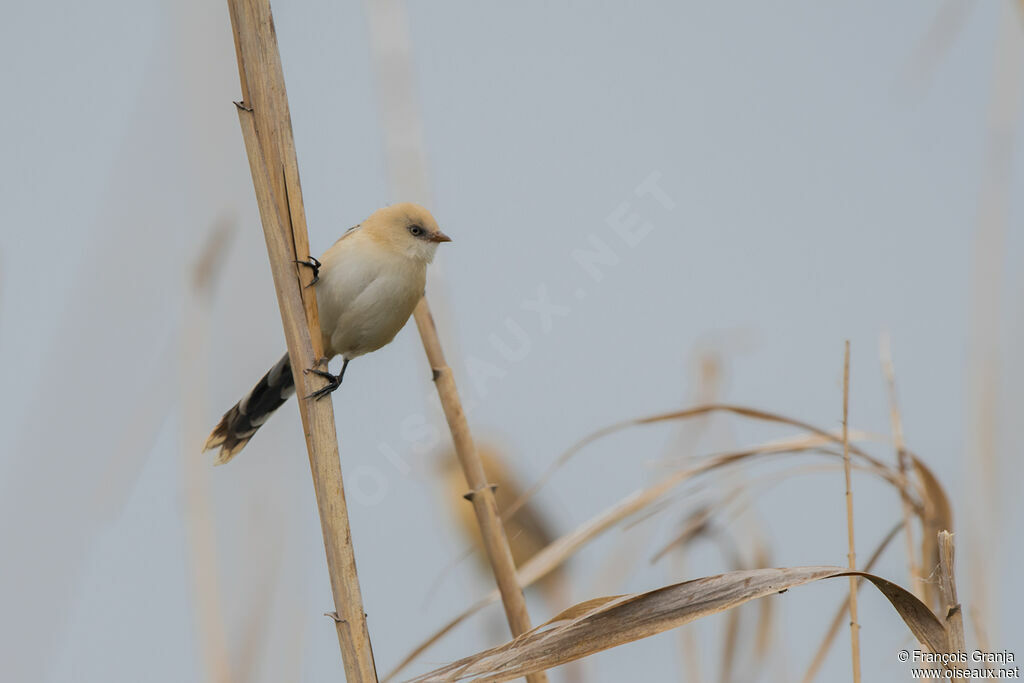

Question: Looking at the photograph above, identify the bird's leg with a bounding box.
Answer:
[294,255,322,287]
[305,358,348,400]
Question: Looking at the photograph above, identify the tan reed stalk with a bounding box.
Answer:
[879,334,924,599]
[841,341,862,683]
[363,1,543,676]
[412,301,547,683]
[937,531,967,658]
[801,522,902,682]
[225,0,376,679]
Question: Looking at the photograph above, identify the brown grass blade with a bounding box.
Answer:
[880,334,925,600]
[404,567,946,683]
[912,454,953,612]
[386,438,816,681]
[388,433,918,680]
[502,403,893,525]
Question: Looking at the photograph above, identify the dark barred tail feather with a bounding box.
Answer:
[204,353,296,465]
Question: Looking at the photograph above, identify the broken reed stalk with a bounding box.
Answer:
[412,301,548,683]
[225,0,377,679]
[841,341,861,683]
[937,531,967,658]
[879,334,924,600]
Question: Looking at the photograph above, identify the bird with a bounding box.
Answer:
[204,202,451,465]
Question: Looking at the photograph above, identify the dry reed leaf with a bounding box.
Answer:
[388,433,913,681]
[503,403,893,525]
[404,566,946,682]
[649,503,718,564]
[880,333,924,601]
[912,454,953,612]
[386,439,813,681]
[391,396,937,680]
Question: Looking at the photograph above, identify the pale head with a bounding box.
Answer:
[362,202,451,262]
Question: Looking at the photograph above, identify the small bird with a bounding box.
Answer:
[204,202,451,464]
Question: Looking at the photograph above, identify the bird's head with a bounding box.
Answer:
[364,202,451,263]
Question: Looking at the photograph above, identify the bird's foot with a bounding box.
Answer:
[305,367,341,400]
[294,255,322,287]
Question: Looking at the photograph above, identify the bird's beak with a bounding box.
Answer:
[430,231,452,243]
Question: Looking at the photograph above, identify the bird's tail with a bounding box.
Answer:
[204,353,295,465]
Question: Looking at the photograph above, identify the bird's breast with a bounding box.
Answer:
[315,245,426,359]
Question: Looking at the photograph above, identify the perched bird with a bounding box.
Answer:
[204,202,451,464]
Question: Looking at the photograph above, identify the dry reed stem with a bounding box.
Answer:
[361,1,541,672]
[879,334,924,600]
[841,341,862,683]
[937,531,967,658]
[225,0,376,679]
[412,301,545,683]
[801,522,902,682]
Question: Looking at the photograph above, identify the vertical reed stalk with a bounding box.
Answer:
[225,0,377,679]
[363,1,543,677]
[413,301,548,683]
[841,341,861,683]
[879,334,924,599]
[937,531,967,658]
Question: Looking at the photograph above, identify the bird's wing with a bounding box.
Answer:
[328,223,362,249]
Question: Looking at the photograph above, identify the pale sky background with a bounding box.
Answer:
[2,1,1022,682]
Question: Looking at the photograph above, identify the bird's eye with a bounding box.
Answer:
[408,225,424,237]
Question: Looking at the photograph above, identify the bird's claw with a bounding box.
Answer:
[305,367,341,400]
[294,255,322,287]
